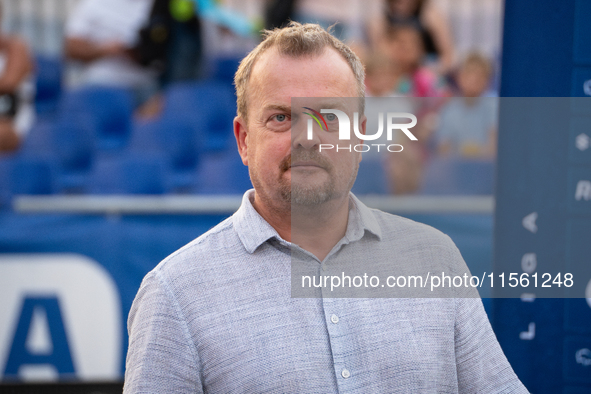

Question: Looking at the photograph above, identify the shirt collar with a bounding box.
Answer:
[345,193,383,243]
[233,190,282,254]
[233,190,383,254]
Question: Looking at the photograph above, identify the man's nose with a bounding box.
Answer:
[292,118,321,150]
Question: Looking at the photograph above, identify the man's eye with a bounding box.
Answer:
[275,114,287,122]
[325,113,336,121]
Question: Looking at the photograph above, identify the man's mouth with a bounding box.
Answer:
[280,149,332,174]
[290,161,324,169]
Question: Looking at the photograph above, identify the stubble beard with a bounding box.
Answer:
[281,175,335,206]
[250,148,359,209]
[279,148,358,206]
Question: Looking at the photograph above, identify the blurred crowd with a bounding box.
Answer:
[0,0,500,195]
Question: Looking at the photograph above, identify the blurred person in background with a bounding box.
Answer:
[132,0,204,118]
[436,52,497,159]
[291,0,349,40]
[378,23,447,194]
[363,52,423,194]
[264,0,298,30]
[64,0,159,106]
[0,3,34,152]
[65,0,205,116]
[364,51,400,97]
[383,23,447,98]
[133,0,203,86]
[291,0,381,44]
[369,0,455,73]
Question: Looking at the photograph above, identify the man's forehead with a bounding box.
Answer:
[250,46,353,83]
[260,98,352,114]
[247,47,357,110]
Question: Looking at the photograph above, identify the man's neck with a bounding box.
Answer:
[252,192,351,262]
[291,196,350,261]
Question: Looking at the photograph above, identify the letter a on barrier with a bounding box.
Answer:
[3,296,75,380]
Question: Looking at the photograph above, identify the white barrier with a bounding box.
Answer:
[13,195,495,215]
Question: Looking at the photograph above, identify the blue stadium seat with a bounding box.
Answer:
[162,81,236,152]
[421,157,495,195]
[9,156,54,195]
[34,55,62,116]
[209,56,241,84]
[19,119,54,156]
[88,153,169,194]
[51,119,94,170]
[128,120,161,152]
[420,157,457,195]
[50,119,95,193]
[352,159,390,195]
[197,150,251,194]
[455,159,495,194]
[58,87,133,150]
[20,117,95,193]
[130,118,203,193]
[0,156,14,209]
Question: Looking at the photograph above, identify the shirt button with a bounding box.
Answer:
[341,368,351,379]
[330,314,339,324]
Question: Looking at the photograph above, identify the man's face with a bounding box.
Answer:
[234,47,364,209]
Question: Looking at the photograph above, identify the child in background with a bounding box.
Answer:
[364,52,400,97]
[436,53,497,159]
[376,24,448,194]
[384,23,447,98]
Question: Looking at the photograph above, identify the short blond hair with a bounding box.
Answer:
[460,52,492,78]
[234,22,365,121]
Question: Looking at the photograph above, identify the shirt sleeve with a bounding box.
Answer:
[439,236,529,393]
[124,270,204,394]
[454,296,530,393]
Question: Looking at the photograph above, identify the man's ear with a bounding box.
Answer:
[359,114,367,137]
[358,115,367,163]
[234,116,249,166]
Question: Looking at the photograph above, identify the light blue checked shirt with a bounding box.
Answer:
[124,190,528,393]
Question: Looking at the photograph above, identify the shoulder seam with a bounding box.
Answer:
[157,217,235,269]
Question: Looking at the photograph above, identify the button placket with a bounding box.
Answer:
[321,278,352,386]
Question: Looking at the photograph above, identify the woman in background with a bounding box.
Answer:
[370,0,455,73]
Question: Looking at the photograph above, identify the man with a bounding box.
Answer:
[125,23,528,393]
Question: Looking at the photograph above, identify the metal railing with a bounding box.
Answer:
[13,194,495,215]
